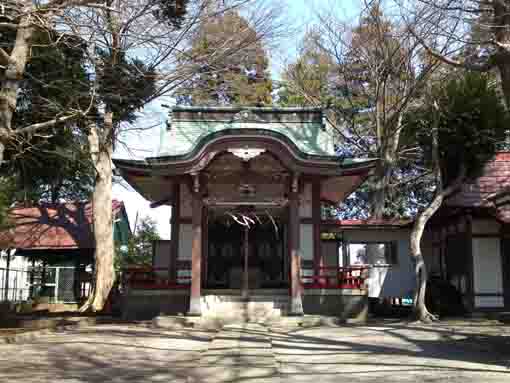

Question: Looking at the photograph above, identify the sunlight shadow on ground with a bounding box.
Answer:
[0,321,508,382]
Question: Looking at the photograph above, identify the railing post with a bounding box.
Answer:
[55,267,59,303]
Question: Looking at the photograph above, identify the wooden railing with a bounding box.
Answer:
[122,262,191,290]
[301,266,369,289]
[123,264,369,290]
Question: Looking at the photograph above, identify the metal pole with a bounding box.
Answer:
[242,226,249,300]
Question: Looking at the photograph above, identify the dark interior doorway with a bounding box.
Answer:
[206,212,288,290]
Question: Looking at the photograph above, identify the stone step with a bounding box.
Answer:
[204,309,282,320]
[204,303,284,311]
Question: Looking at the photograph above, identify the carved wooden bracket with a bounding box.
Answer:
[191,172,200,193]
[291,174,299,193]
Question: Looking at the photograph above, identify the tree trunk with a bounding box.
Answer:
[0,13,34,163]
[371,159,392,218]
[80,120,115,312]
[410,170,465,322]
[371,140,398,218]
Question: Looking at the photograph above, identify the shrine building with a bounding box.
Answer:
[114,106,415,321]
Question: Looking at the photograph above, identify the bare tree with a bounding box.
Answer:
[399,0,510,108]
[282,1,439,218]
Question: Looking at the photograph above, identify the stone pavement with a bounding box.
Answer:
[0,321,509,382]
[195,323,279,382]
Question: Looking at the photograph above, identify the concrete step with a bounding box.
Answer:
[204,309,282,320]
[201,297,289,321]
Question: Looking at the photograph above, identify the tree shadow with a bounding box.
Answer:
[1,321,509,382]
[2,203,97,250]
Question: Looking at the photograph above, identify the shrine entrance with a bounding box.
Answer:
[206,209,288,295]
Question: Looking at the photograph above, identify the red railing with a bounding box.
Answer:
[122,263,191,290]
[301,266,369,289]
[123,264,369,290]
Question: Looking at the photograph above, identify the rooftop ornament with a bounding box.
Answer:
[228,147,265,162]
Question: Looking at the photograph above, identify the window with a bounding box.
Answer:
[345,242,397,266]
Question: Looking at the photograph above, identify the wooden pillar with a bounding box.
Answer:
[169,182,180,283]
[312,179,323,280]
[202,204,208,289]
[289,174,304,315]
[188,174,203,316]
[242,226,249,299]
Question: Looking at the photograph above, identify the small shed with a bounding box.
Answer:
[0,200,130,303]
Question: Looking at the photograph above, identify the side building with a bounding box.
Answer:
[0,200,130,307]
[424,152,510,312]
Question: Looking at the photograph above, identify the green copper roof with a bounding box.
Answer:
[157,106,336,158]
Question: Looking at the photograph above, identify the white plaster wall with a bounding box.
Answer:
[299,183,312,218]
[179,183,192,218]
[471,219,501,234]
[342,229,415,298]
[178,224,193,260]
[300,224,314,261]
[472,237,504,308]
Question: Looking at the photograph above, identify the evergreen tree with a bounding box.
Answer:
[278,30,339,107]
[405,72,508,321]
[176,10,272,106]
[0,29,94,203]
[118,217,160,268]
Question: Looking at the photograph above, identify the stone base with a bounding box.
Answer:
[302,292,368,322]
[122,289,368,322]
[187,297,202,316]
[122,290,189,320]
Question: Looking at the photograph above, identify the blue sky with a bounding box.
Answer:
[271,0,360,78]
[113,0,362,238]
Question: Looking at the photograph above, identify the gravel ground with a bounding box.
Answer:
[0,320,508,382]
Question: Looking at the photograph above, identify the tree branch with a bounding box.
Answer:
[408,27,494,72]
[0,48,12,65]
[15,114,80,136]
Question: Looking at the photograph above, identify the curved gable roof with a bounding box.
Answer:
[159,106,336,158]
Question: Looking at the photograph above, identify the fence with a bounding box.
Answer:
[0,266,91,304]
[0,267,32,302]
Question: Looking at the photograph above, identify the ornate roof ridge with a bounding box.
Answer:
[171,106,324,112]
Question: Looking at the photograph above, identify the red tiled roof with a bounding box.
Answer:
[0,200,125,250]
[445,151,510,222]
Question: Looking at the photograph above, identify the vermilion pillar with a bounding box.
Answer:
[188,175,202,316]
[289,174,304,315]
[169,182,180,283]
[312,179,323,282]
